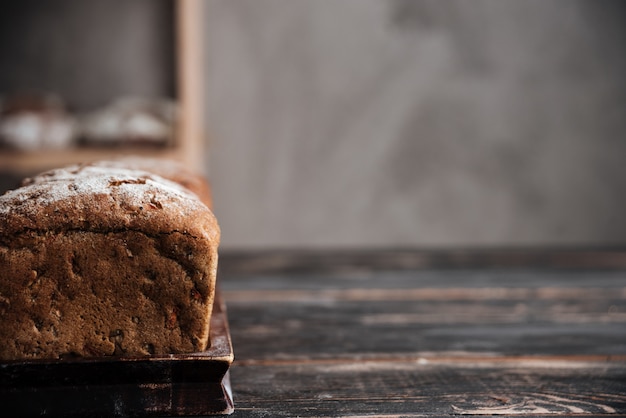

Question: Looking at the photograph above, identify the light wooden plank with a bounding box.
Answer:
[176,0,206,172]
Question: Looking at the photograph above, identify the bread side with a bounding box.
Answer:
[0,167,220,360]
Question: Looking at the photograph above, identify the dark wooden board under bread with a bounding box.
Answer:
[0,290,234,417]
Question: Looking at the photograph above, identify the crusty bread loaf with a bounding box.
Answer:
[0,163,219,360]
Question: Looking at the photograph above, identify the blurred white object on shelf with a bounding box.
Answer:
[0,94,77,151]
[80,97,177,146]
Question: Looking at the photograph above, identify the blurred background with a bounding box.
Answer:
[1,0,625,249]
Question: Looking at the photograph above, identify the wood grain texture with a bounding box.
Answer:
[225,298,626,361]
[230,361,626,417]
[218,248,626,276]
[219,249,626,416]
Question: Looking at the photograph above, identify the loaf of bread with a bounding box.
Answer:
[0,161,220,360]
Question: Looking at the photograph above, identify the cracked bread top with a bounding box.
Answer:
[0,165,219,242]
[24,157,214,209]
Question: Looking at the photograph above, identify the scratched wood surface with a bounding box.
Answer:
[218,249,626,417]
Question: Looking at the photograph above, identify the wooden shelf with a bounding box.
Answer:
[0,0,206,175]
[0,147,184,174]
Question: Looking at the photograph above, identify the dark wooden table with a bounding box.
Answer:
[218,249,626,417]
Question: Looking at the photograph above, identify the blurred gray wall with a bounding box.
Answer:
[204,0,626,248]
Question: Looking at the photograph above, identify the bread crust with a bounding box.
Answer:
[81,157,213,209]
[0,165,219,360]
